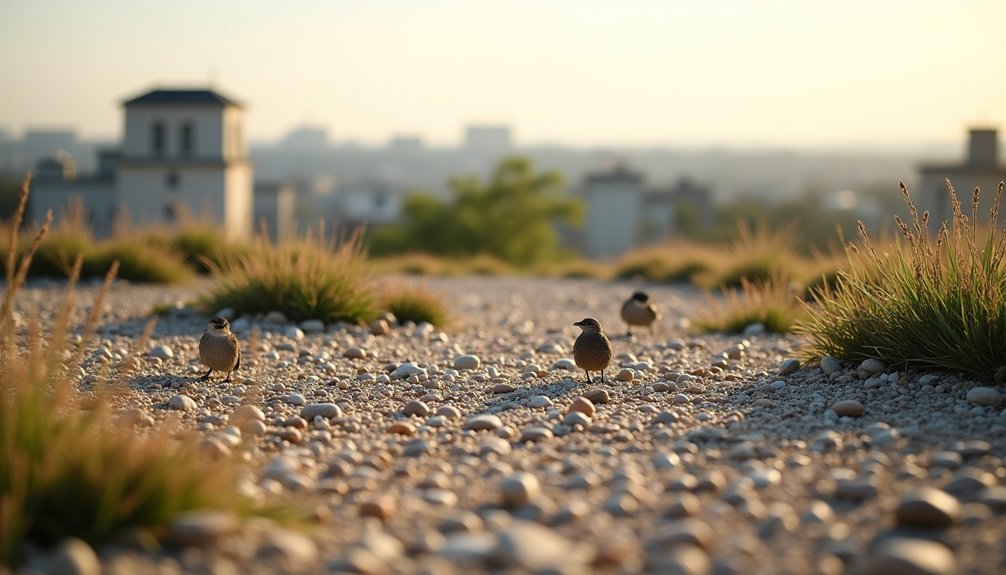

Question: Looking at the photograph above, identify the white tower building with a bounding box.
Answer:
[117,89,253,239]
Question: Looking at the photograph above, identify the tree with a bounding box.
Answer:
[369,156,583,265]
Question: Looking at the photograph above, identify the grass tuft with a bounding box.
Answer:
[798,180,1006,379]
[381,283,451,327]
[198,227,381,324]
[88,237,194,284]
[694,275,805,334]
[0,173,279,565]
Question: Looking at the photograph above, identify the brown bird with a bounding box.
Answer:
[199,316,241,382]
[620,291,660,337]
[573,317,613,383]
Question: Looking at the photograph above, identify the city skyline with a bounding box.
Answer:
[1,0,1004,148]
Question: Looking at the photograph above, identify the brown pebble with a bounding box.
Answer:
[282,416,309,429]
[567,396,596,417]
[492,383,516,394]
[404,400,430,417]
[388,422,415,436]
[276,428,303,444]
[832,400,865,417]
[582,389,610,404]
[359,497,395,520]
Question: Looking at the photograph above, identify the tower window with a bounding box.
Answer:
[152,121,166,156]
[181,122,194,156]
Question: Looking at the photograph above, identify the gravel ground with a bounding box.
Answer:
[11,276,1006,575]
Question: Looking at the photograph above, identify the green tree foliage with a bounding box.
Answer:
[369,156,583,265]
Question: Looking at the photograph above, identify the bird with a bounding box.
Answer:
[620,291,660,337]
[199,316,241,382]
[572,317,612,383]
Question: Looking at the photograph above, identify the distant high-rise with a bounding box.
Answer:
[463,125,512,155]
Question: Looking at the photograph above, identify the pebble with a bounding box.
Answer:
[492,383,516,394]
[464,414,503,431]
[567,396,596,417]
[519,426,554,442]
[300,403,341,420]
[820,355,842,375]
[494,521,575,571]
[778,358,800,376]
[148,344,174,360]
[370,319,390,336]
[388,422,415,435]
[551,358,576,371]
[895,488,962,528]
[453,354,481,370]
[864,537,956,575]
[47,537,101,575]
[169,510,239,545]
[167,394,197,411]
[299,319,325,334]
[832,400,865,417]
[616,368,634,382]
[582,389,610,404]
[404,400,430,417]
[391,363,426,380]
[528,395,552,408]
[499,472,540,508]
[264,310,288,324]
[343,346,367,359]
[859,358,887,374]
[965,386,1003,407]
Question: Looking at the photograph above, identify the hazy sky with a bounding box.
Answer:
[1,0,1003,147]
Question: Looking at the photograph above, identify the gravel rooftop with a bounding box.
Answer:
[11,276,1006,575]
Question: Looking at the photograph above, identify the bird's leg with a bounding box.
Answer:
[225,371,232,383]
[200,368,213,381]
[600,369,605,383]
[584,370,592,384]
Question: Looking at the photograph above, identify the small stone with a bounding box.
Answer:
[551,358,576,371]
[284,393,306,406]
[259,530,318,568]
[453,354,481,370]
[965,386,1003,407]
[529,395,552,408]
[391,363,426,380]
[648,518,714,550]
[343,346,367,359]
[370,319,391,336]
[437,405,462,419]
[464,414,503,431]
[616,368,634,382]
[499,472,540,509]
[404,400,430,417]
[264,310,288,324]
[859,358,887,374]
[148,345,174,360]
[832,400,865,417]
[820,355,842,375]
[864,537,956,575]
[299,319,325,334]
[778,358,800,376]
[388,422,415,436]
[284,326,305,340]
[582,389,610,404]
[359,497,396,520]
[895,488,962,528]
[234,404,265,421]
[494,521,574,571]
[170,510,239,546]
[568,396,596,417]
[520,426,554,442]
[492,383,516,394]
[563,411,591,428]
[47,537,100,575]
[300,403,342,420]
[167,394,197,411]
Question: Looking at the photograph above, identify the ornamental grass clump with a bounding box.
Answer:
[0,176,268,565]
[799,180,1006,379]
[381,282,451,327]
[694,275,806,334]
[199,227,381,324]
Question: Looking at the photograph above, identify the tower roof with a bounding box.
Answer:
[122,88,242,108]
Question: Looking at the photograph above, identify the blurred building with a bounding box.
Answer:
[463,125,512,156]
[281,126,329,150]
[253,182,296,242]
[919,127,1006,224]
[579,164,713,258]
[31,87,263,240]
[337,180,410,229]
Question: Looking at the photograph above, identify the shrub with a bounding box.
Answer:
[88,237,195,284]
[381,283,451,327]
[198,228,381,324]
[697,222,804,289]
[799,180,1006,379]
[694,275,805,334]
